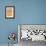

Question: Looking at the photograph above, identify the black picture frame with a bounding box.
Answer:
[5,6,15,19]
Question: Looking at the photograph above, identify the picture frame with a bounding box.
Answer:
[5,6,15,19]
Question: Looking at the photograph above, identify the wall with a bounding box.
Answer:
[0,0,46,44]
[16,0,46,24]
[0,0,17,44]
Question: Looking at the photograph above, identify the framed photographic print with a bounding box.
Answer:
[5,6,15,19]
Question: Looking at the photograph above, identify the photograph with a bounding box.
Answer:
[5,6,15,19]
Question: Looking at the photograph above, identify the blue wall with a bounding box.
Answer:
[16,0,46,24]
[0,0,46,44]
